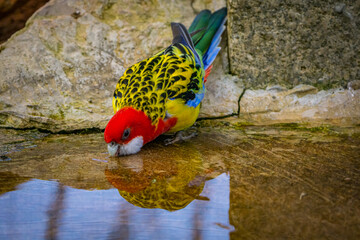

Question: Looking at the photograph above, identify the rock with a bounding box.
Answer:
[227,0,360,89]
[348,80,360,90]
[240,86,360,126]
[2,0,358,131]
[334,3,346,13]
[200,73,243,118]
[228,0,360,126]
[266,85,287,92]
[199,37,244,118]
[0,0,227,132]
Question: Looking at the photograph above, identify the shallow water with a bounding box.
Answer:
[0,122,359,239]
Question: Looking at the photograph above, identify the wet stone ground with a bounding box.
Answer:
[0,120,359,239]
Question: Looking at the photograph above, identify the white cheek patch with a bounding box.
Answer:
[119,136,144,156]
[107,136,144,156]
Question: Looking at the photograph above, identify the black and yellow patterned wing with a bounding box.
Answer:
[112,42,204,126]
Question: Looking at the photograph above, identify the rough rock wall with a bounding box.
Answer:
[0,0,227,132]
[228,0,360,89]
[0,0,359,131]
[240,85,360,126]
[227,0,360,126]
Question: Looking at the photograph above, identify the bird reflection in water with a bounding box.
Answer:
[105,144,216,211]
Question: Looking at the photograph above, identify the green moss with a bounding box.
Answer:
[232,121,254,130]
[291,126,330,134]
[48,106,65,120]
[75,23,88,44]
[48,114,61,120]
[0,102,12,111]
[272,123,300,129]
[58,107,65,119]
[63,66,75,80]
[40,37,63,58]
[0,113,7,125]
[348,132,360,139]
[196,120,336,135]
[268,123,333,133]
[313,81,345,91]
[302,126,330,133]
[195,119,230,128]
[30,112,45,117]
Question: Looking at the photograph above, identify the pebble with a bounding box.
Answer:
[299,192,307,200]
[334,3,346,13]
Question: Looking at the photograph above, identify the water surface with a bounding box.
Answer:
[0,122,359,239]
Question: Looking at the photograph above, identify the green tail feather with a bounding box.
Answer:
[188,8,227,56]
[188,10,211,45]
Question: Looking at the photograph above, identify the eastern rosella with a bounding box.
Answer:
[104,8,227,156]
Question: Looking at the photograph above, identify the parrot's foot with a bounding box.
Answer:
[164,130,198,145]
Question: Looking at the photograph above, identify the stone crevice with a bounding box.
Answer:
[237,88,246,116]
[198,87,246,121]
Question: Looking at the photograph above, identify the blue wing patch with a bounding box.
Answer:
[185,84,205,108]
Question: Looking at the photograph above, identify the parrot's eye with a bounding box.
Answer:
[122,128,131,140]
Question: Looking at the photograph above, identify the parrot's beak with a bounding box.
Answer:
[107,142,120,156]
[107,137,144,156]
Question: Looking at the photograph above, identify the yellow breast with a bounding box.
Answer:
[165,98,200,133]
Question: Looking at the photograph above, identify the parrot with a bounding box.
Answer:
[104,8,227,156]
